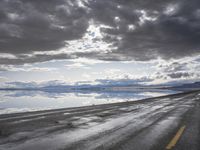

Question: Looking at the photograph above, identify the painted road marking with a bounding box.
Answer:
[166,125,186,149]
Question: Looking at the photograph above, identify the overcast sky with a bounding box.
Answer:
[0,0,200,85]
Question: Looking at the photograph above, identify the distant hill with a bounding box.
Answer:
[170,81,200,91]
[1,80,200,92]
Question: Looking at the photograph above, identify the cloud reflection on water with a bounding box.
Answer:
[0,90,177,114]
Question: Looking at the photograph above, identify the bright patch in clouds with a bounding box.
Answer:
[164,4,179,15]
[62,23,114,54]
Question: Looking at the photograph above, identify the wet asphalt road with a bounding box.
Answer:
[0,90,200,150]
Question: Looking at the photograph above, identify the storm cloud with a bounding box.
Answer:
[88,0,200,60]
[0,0,89,53]
[0,0,200,64]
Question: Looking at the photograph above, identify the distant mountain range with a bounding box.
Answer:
[169,81,200,91]
[1,80,200,92]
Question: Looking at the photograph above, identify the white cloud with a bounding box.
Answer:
[0,76,8,82]
[164,4,179,16]
[71,57,106,65]
[65,62,91,69]
[151,55,200,83]
[0,65,57,72]
[127,24,136,32]
[0,53,17,59]
[82,73,91,78]
[136,10,158,26]
[65,57,110,70]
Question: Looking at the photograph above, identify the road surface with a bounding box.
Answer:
[0,90,200,150]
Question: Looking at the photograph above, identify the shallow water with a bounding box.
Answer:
[0,90,177,114]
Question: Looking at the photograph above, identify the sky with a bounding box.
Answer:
[0,0,200,86]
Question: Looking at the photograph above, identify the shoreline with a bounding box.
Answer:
[0,89,195,117]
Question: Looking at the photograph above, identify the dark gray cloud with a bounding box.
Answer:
[0,53,76,65]
[0,0,200,64]
[158,62,187,73]
[88,0,200,60]
[153,71,196,80]
[167,72,192,79]
[0,0,88,54]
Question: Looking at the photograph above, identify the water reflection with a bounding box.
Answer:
[0,90,177,114]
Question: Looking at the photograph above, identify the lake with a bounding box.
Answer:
[0,90,178,114]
